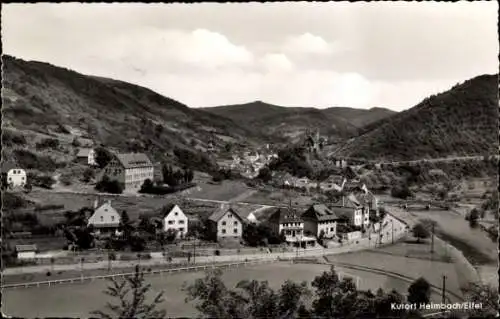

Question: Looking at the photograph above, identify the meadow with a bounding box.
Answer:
[2,261,443,318]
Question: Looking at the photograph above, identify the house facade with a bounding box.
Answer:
[330,195,369,228]
[162,204,188,238]
[76,148,97,166]
[208,205,244,241]
[16,244,37,259]
[88,199,121,234]
[302,204,339,238]
[267,207,304,242]
[7,168,27,188]
[101,153,154,190]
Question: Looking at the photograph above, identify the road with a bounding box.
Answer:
[327,154,498,166]
[3,212,408,277]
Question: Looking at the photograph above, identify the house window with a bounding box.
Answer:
[228,214,232,218]
[168,220,174,225]
[179,228,184,232]
[330,227,334,232]
[179,220,185,224]
[234,221,238,225]
[111,216,115,221]
[221,229,226,234]
[174,212,178,216]
[222,221,226,226]
[233,228,238,234]
[100,216,104,221]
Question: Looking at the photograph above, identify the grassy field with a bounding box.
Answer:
[184,180,253,201]
[244,188,315,207]
[2,262,443,318]
[408,208,497,266]
[327,246,463,299]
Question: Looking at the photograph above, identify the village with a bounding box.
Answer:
[0,123,411,274]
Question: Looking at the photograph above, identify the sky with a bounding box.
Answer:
[2,2,498,111]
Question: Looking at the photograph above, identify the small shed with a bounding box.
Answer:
[16,244,37,259]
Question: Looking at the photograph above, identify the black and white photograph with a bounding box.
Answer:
[1,2,498,318]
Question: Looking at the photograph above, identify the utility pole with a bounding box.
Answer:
[193,238,196,264]
[391,220,394,244]
[431,223,435,255]
[441,275,447,303]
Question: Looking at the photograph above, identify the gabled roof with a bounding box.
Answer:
[16,244,37,252]
[208,205,244,222]
[303,204,340,221]
[76,148,93,157]
[268,207,303,224]
[115,153,152,168]
[161,204,185,218]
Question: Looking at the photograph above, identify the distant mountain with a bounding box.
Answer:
[1,55,268,173]
[334,74,499,161]
[322,107,397,129]
[202,101,395,143]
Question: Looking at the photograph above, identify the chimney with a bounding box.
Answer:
[342,196,345,207]
[107,199,111,206]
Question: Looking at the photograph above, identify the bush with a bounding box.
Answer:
[82,168,95,183]
[29,173,56,189]
[95,176,123,194]
[391,185,413,199]
[36,138,60,150]
[59,174,72,186]
[46,271,52,277]
[14,149,60,172]
[2,131,27,146]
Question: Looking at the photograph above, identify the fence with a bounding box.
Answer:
[1,258,279,290]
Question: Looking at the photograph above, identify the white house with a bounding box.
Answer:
[7,168,27,188]
[16,244,37,259]
[162,204,188,238]
[88,199,121,234]
[76,148,97,166]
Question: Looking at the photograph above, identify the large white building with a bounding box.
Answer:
[162,204,188,238]
[101,153,154,190]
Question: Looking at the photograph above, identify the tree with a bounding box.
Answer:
[391,185,413,200]
[467,208,480,227]
[139,179,154,193]
[184,269,235,319]
[407,277,431,305]
[257,167,272,183]
[94,147,113,169]
[462,282,498,318]
[82,168,95,183]
[90,265,166,319]
[412,223,430,243]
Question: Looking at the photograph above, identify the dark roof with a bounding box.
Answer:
[208,205,244,222]
[161,203,177,217]
[303,204,340,221]
[15,244,37,252]
[115,153,152,168]
[268,207,303,224]
[329,206,357,220]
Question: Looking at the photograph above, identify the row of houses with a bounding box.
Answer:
[219,150,278,179]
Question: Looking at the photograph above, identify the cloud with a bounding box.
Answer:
[2,2,497,111]
[260,53,294,72]
[283,33,336,55]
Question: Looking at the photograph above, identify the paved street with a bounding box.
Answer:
[3,212,408,277]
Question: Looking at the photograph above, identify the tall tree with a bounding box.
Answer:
[94,147,113,169]
[407,277,431,305]
[91,266,166,319]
